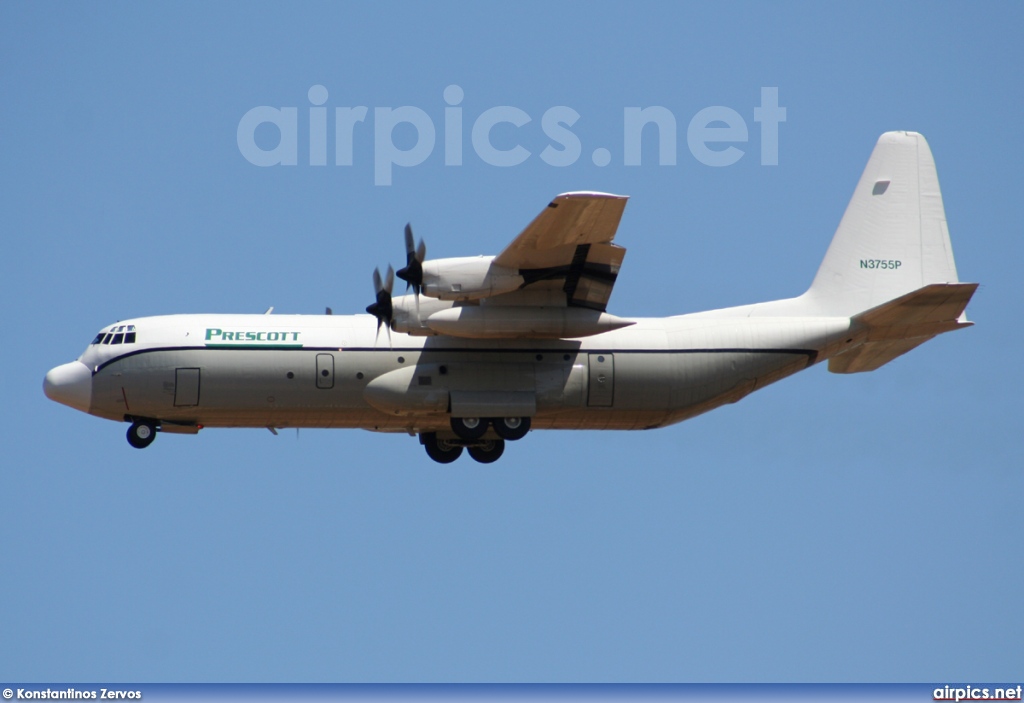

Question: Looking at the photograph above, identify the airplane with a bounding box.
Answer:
[43,131,977,464]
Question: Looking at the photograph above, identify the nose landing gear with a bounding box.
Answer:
[126,420,157,449]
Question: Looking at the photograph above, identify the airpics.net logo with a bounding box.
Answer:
[236,85,786,185]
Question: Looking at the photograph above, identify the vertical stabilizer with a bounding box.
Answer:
[805,131,961,317]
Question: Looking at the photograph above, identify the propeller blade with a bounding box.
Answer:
[396,223,426,297]
[404,223,416,264]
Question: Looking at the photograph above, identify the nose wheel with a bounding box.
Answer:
[126,420,157,449]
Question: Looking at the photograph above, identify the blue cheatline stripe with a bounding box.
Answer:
[204,344,305,349]
[93,345,817,374]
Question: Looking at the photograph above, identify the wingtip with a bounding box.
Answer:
[554,191,629,200]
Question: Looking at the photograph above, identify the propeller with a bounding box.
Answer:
[396,223,426,297]
[365,265,394,346]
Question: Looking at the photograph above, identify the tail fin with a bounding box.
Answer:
[806,131,963,317]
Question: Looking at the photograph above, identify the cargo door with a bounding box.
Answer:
[174,367,200,407]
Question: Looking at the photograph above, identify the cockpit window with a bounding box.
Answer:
[94,325,137,345]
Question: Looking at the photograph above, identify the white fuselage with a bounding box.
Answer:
[49,309,855,436]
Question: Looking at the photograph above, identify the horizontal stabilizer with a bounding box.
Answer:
[829,282,977,373]
[828,337,935,374]
[853,282,977,340]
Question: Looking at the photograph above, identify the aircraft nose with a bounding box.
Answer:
[43,361,93,413]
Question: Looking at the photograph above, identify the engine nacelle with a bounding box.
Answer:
[389,295,456,336]
[425,306,635,339]
[420,256,523,301]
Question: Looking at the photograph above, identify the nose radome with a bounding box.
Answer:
[43,361,93,413]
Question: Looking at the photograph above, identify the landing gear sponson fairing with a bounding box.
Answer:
[44,132,976,463]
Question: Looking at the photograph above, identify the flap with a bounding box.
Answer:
[489,192,629,312]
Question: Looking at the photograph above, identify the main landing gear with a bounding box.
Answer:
[126,419,157,449]
[420,416,532,464]
[422,434,464,463]
[450,416,531,442]
[421,433,506,464]
[467,440,504,463]
[491,416,530,441]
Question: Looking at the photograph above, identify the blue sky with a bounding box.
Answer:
[2,1,1022,683]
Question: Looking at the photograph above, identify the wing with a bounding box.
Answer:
[492,191,628,311]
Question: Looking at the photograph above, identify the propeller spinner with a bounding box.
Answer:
[365,265,395,335]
